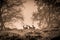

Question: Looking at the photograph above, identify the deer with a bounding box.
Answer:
[23,25,28,29]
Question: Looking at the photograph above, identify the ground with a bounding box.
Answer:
[0,28,60,40]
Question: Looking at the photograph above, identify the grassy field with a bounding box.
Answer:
[0,28,60,40]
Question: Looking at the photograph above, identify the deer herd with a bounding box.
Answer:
[23,25,35,29]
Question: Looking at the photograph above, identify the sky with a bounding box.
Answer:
[22,0,37,26]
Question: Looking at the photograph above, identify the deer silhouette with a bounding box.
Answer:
[26,25,35,29]
[32,25,35,29]
[23,25,28,29]
[23,25,35,29]
[26,25,32,29]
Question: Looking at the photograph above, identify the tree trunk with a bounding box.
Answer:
[0,9,5,30]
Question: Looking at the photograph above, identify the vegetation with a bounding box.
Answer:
[0,0,24,30]
[0,0,60,40]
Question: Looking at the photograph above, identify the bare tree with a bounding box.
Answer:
[0,0,24,30]
[33,0,49,29]
[33,0,60,30]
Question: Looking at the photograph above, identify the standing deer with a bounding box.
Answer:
[23,25,28,29]
[32,25,35,29]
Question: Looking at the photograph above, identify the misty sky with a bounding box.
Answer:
[22,0,37,26]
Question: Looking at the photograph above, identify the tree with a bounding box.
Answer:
[33,0,49,29]
[0,0,24,30]
[33,0,60,30]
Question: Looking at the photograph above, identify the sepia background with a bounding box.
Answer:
[0,0,60,40]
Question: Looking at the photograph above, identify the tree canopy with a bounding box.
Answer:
[0,0,24,30]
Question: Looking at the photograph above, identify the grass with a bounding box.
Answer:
[0,28,60,40]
